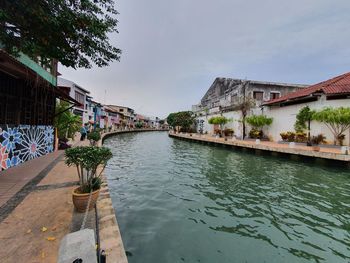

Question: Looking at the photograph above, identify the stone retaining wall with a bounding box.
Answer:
[169,133,350,166]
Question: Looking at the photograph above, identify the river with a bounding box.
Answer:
[104,131,350,263]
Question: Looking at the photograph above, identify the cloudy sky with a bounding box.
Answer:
[60,0,350,118]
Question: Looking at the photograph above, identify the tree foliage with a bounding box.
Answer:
[54,101,82,139]
[313,107,350,145]
[208,116,232,136]
[0,0,121,68]
[294,106,315,132]
[246,115,273,129]
[233,97,255,139]
[65,146,112,193]
[208,116,231,125]
[166,111,194,131]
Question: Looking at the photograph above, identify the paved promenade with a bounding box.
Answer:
[0,151,78,262]
[169,132,350,164]
[0,129,156,263]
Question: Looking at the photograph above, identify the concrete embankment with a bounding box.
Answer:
[169,133,350,167]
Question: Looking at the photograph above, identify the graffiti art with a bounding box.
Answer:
[0,125,54,171]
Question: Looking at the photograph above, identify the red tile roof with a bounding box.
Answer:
[264,72,350,106]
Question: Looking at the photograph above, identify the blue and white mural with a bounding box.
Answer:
[0,125,54,171]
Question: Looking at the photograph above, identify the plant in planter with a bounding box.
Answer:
[65,146,113,212]
[337,134,346,146]
[313,107,350,145]
[246,115,273,139]
[295,132,307,143]
[249,129,263,139]
[294,106,315,144]
[208,116,232,137]
[280,132,288,141]
[224,128,234,137]
[310,134,326,151]
[87,131,101,146]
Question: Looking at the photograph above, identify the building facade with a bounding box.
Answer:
[57,78,91,124]
[193,77,307,137]
[193,78,307,114]
[263,72,350,145]
[0,51,58,171]
[106,105,136,129]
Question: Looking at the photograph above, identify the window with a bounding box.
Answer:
[119,109,124,112]
[74,91,85,109]
[231,94,238,103]
[270,92,280,100]
[253,91,264,100]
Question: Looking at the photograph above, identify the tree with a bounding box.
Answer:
[245,115,273,129]
[234,98,255,139]
[0,0,121,68]
[174,111,195,132]
[135,122,143,129]
[246,115,273,139]
[313,107,350,145]
[294,106,315,144]
[166,111,194,132]
[54,101,82,139]
[208,116,231,136]
[166,113,177,129]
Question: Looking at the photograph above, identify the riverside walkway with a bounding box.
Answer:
[0,147,79,262]
[0,128,166,262]
[169,132,350,165]
[0,136,126,263]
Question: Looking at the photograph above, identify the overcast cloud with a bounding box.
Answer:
[59,0,350,118]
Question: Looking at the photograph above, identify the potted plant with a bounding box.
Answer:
[246,115,273,140]
[87,130,101,146]
[224,128,234,137]
[311,134,326,151]
[65,146,113,212]
[208,116,232,137]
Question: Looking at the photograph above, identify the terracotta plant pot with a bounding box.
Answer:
[72,187,100,212]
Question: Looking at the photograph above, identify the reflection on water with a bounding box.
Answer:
[105,132,350,263]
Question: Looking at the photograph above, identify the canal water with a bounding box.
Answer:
[104,132,350,263]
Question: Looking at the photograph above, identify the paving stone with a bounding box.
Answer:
[58,229,97,263]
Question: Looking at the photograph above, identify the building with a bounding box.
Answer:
[57,77,91,124]
[193,77,307,114]
[193,77,307,137]
[106,105,136,129]
[103,105,123,131]
[0,50,65,171]
[263,72,350,145]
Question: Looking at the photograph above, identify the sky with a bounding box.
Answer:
[59,0,350,118]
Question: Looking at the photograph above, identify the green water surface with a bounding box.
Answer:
[104,132,350,263]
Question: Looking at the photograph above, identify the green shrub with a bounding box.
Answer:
[249,129,263,139]
[65,146,113,193]
[295,132,307,143]
[87,131,101,146]
[246,115,273,129]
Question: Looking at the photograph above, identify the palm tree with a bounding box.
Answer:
[54,101,82,139]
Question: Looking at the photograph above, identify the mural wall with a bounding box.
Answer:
[0,125,54,171]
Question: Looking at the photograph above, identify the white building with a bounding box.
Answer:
[193,77,307,138]
[194,73,350,146]
[263,72,350,145]
[57,77,91,124]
